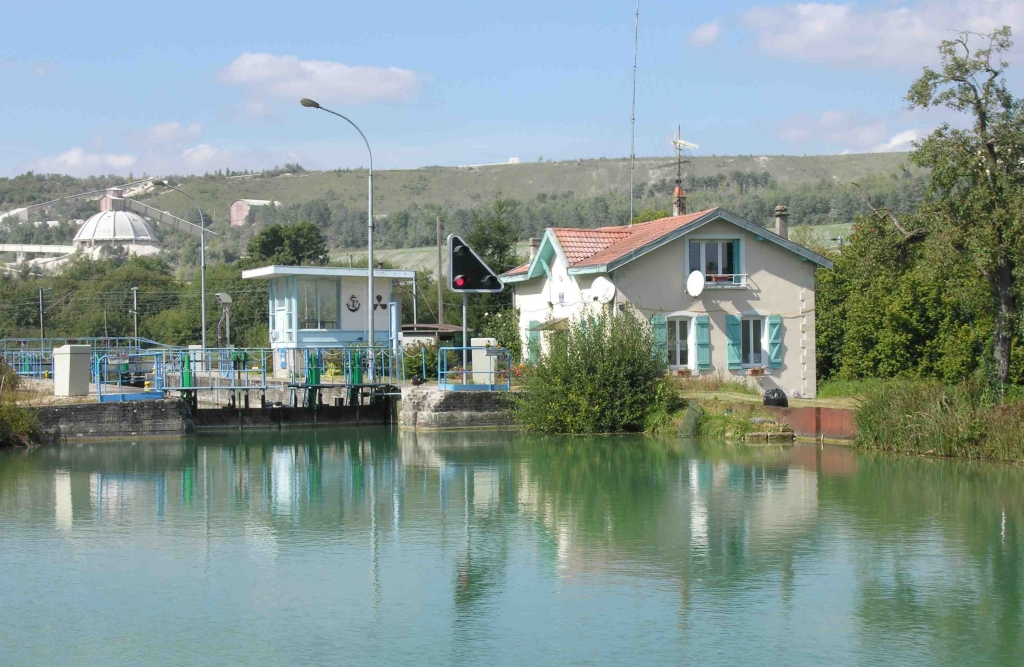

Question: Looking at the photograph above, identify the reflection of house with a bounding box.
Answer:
[242,265,414,349]
[230,199,281,226]
[502,205,832,398]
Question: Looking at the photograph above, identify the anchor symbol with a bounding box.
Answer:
[346,295,360,312]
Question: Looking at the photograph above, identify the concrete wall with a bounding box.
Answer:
[513,216,820,397]
[36,399,194,444]
[400,387,514,430]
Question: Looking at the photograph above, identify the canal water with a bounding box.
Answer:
[1,429,1021,666]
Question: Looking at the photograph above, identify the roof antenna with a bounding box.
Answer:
[628,0,640,226]
[652,126,699,216]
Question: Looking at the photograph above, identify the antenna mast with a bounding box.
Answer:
[629,0,639,226]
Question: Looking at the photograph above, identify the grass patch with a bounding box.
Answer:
[670,373,759,395]
[817,377,891,399]
[854,378,1024,462]
[696,400,790,440]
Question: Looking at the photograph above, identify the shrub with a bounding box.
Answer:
[854,378,1024,462]
[514,309,677,433]
[0,361,36,447]
[480,308,522,363]
[403,343,440,380]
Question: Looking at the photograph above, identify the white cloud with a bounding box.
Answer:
[872,128,920,152]
[688,20,721,46]
[219,52,420,105]
[744,0,1024,66]
[32,147,138,176]
[780,110,922,152]
[142,121,202,143]
[181,143,232,171]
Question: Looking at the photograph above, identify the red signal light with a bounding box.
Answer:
[455,275,466,287]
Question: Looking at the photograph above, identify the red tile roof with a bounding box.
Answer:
[503,209,714,277]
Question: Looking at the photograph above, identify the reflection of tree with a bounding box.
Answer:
[820,456,1024,665]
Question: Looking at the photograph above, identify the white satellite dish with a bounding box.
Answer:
[686,270,705,297]
[592,276,616,304]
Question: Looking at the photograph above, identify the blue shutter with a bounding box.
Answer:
[726,314,742,370]
[650,314,667,370]
[767,314,783,368]
[527,321,540,363]
[695,315,710,370]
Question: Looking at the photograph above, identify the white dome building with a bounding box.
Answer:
[73,206,160,258]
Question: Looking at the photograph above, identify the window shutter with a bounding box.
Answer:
[695,315,711,370]
[527,321,540,363]
[726,314,742,370]
[650,314,667,369]
[767,314,782,368]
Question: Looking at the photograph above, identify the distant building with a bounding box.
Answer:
[230,199,281,226]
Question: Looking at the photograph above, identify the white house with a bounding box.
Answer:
[501,205,832,398]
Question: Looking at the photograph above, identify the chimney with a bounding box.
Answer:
[528,237,541,261]
[773,205,789,239]
[672,186,687,217]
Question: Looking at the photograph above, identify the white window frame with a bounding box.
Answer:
[685,235,745,287]
[664,311,698,370]
[740,316,768,368]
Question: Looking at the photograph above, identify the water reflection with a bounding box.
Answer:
[0,431,1021,665]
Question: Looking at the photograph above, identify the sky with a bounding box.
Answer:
[1,0,1022,177]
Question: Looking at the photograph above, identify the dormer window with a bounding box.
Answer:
[687,239,743,286]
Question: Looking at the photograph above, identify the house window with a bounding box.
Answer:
[666,317,691,367]
[688,240,739,284]
[741,317,764,366]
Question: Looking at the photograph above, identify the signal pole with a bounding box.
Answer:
[131,287,139,341]
[436,216,444,324]
[38,287,44,340]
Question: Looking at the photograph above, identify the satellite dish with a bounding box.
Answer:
[592,276,616,304]
[686,270,705,297]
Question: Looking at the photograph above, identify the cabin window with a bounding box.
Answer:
[687,239,740,284]
[666,317,692,368]
[298,278,339,329]
[741,317,764,366]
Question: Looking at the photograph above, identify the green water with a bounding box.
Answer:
[1,429,1022,666]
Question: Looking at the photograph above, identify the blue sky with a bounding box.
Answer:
[1,0,1020,177]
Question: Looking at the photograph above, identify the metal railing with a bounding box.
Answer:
[702,273,748,287]
[94,352,166,403]
[438,346,511,391]
[163,348,270,392]
[293,345,405,388]
[1,337,173,379]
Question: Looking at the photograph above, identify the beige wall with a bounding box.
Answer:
[513,218,820,397]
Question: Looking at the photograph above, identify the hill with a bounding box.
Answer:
[137,152,913,221]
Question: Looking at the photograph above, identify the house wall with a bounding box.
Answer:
[513,218,819,398]
[229,201,251,227]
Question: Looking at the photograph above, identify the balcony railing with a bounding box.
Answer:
[702,273,747,287]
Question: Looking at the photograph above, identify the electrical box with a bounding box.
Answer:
[471,337,498,385]
[53,344,91,397]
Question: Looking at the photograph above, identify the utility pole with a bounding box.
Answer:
[436,216,444,324]
[412,273,418,325]
[131,287,139,341]
[38,287,44,340]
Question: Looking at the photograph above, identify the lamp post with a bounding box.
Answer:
[299,98,375,349]
[152,180,208,349]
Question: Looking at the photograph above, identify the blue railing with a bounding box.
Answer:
[1,337,174,379]
[438,346,510,391]
[293,345,405,388]
[95,352,166,403]
[163,348,270,392]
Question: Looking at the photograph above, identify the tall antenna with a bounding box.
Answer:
[629,0,640,226]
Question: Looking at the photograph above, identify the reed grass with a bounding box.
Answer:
[854,379,1024,462]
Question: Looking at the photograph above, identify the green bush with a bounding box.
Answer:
[0,361,36,447]
[854,378,1024,462]
[480,308,522,363]
[403,343,439,380]
[514,309,677,433]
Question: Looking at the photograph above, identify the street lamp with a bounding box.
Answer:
[299,97,375,349]
[151,180,208,349]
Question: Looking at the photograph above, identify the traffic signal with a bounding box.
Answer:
[447,234,504,293]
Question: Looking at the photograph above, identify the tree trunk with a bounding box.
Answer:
[993,259,1015,388]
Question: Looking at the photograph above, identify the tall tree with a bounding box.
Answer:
[907,26,1024,387]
